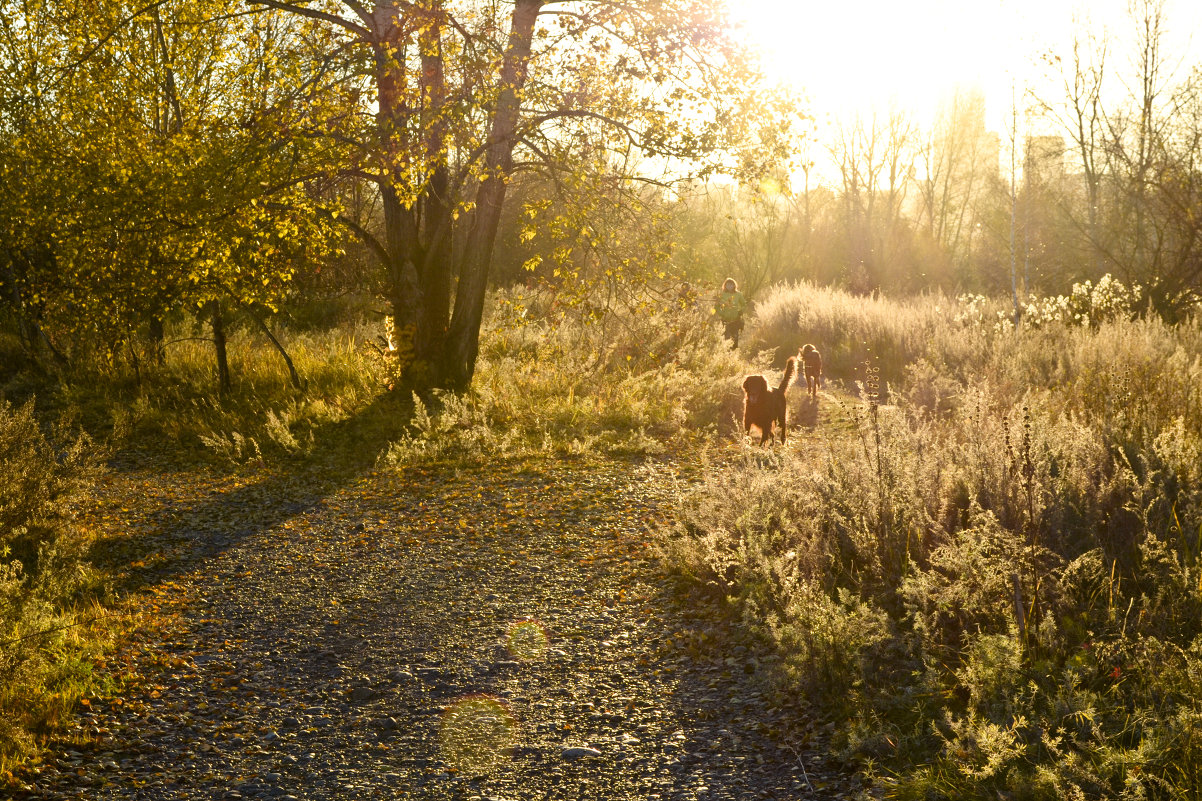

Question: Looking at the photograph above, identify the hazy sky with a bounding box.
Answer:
[732,0,1201,132]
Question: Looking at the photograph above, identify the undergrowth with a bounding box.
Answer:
[0,400,119,780]
[4,289,751,468]
[665,281,1202,798]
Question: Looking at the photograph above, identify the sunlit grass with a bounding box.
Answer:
[666,289,1202,799]
[379,287,749,465]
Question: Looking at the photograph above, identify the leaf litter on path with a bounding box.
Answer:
[15,456,867,800]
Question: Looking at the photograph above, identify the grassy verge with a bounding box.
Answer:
[665,281,1202,798]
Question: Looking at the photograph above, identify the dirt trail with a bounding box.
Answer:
[17,455,861,800]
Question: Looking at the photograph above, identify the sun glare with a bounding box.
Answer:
[733,0,1044,126]
[744,3,954,120]
[731,0,1200,131]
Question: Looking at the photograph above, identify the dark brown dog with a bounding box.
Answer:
[742,357,796,445]
[799,344,823,398]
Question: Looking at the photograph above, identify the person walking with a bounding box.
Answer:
[714,277,747,348]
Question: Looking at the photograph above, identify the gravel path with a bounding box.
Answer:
[16,456,864,800]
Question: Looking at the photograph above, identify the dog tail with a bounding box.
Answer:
[776,357,796,394]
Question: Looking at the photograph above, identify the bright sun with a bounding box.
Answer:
[733,0,1013,124]
[728,0,1194,130]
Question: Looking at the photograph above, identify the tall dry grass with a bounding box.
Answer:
[665,280,1202,798]
[15,315,386,465]
[746,281,978,385]
[6,288,753,467]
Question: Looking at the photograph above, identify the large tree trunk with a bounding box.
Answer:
[415,167,452,376]
[369,3,457,390]
[264,0,536,392]
[443,0,541,390]
[381,184,422,366]
[416,14,453,374]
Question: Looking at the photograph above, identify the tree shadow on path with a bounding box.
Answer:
[91,391,416,593]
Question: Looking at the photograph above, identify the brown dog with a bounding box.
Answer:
[799,344,823,398]
[742,357,796,445]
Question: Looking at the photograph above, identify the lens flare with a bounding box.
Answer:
[506,619,548,661]
[439,695,518,775]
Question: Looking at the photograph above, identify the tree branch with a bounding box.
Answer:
[246,0,370,40]
[530,108,640,148]
[337,215,391,268]
[239,297,304,390]
[54,0,175,87]
[340,0,375,28]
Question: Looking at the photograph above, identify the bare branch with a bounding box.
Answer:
[246,0,370,40]
[52,0,174,86]
[529,108,639,147]
[337,215,391,267]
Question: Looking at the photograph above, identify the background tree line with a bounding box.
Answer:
[656,0,1201,320]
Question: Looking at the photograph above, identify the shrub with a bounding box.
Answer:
[0,400,97,583]
[0,400,103,775]
[1022,274,1143,328]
